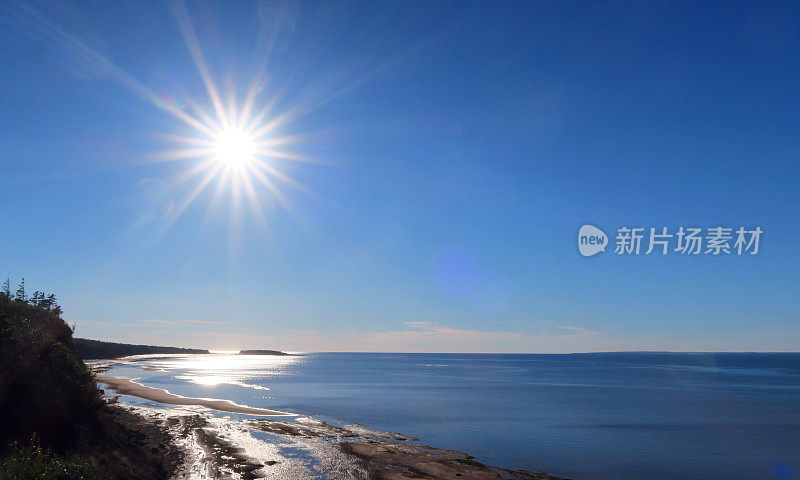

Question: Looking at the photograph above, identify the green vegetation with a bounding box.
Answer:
[0,441,102,480]
[0,280,96,451]
[74,338,209,359]
[0,279,180,479]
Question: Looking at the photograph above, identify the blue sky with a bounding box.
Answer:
[0,0,798,352]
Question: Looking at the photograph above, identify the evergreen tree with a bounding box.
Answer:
[45,293,60,314]
[15,277,25,302]
[31,291,45,307]
[1,278,9,298]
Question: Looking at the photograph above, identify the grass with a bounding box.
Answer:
[0,441,102,480]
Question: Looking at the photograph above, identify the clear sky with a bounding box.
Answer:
[1,0,798,352]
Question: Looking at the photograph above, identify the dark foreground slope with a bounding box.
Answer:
[74,338,209,359]
[0,294,181,480]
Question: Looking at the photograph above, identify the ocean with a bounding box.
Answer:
[101,352,800,480]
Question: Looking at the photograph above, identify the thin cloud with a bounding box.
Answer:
[141,319,224,326]
[402,321,433,330]
[550,324,595,335]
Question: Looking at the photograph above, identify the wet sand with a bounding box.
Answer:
[96,374,294,416]
[338,440,564,480]
[104,389,567,480]
[248,418,565,480]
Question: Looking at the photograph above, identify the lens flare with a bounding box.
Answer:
[140,1,322,238]
[3,0,319,240]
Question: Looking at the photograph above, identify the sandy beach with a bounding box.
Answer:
[96,374,295,416]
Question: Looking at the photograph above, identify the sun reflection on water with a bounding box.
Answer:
[138,353,301,390]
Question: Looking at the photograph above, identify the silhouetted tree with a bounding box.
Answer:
[45,293,61,314]
[2,276,61,311]
[31,291,45,307]
[15,277,25,302]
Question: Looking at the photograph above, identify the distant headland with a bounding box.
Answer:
[238,349,290,356]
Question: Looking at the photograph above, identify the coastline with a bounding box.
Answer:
[110,400,566,480]
[95,364,566,480]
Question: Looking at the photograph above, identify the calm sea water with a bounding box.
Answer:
[104,352,800,480]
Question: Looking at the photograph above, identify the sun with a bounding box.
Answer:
[2,1,314,240]
[212,129,256,170]
[138,1,318,237]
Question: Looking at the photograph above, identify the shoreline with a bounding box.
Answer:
[96,373,295,416]
[114,401,567,480]
[95,358,567,479]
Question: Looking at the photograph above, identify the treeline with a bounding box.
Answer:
[1,277,60,314]
[74,338,209,359]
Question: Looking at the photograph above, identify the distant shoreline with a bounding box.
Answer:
[75,338,289,359]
